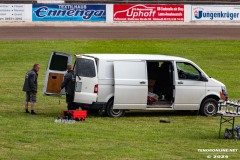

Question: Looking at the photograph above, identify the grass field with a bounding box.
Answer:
[0,40,240,160]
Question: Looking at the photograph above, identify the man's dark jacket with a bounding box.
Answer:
[61,70,75,95]
[22,69,38,93]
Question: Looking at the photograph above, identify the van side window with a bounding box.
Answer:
[76,58,96,77]
[177,62,200,80]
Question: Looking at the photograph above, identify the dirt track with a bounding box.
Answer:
[0,25,239,40]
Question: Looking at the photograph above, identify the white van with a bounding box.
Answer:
[43,52,228,117]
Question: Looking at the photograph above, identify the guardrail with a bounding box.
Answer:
[0,0,37,3]
[1,3,240,23]
[1,0,240,4]
[64,0,240,5]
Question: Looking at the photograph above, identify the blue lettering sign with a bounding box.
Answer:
[194,10,239,20]
[32,4,106,21]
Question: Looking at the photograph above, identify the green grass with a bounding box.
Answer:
[0,40,240,160]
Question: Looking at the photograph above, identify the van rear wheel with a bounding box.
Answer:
[106,99,125,117]
[200,98,218,116]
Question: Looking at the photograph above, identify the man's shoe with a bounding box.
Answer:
[25,110,29,113]
[31,111,37,115]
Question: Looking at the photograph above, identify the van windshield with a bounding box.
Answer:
[76,58,96,77]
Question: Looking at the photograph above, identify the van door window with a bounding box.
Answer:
[177,62,201,80]
[49,54,68,71]
[76,58,96,77]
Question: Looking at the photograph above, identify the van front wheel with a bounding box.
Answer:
[106,99,125,117]
[200,98,218,116]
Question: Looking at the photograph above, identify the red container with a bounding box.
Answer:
[63,110,87,121]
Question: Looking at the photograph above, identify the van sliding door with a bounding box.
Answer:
[113,61,148,109]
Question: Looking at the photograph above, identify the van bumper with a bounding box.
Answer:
[79,102,107,110]
[91,102,107,110]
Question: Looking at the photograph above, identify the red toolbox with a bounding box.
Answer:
[63,110,87,121]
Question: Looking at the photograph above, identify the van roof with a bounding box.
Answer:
[80,54,189,61]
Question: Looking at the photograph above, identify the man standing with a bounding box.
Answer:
[22,64,40,115]
[61,65,76,110]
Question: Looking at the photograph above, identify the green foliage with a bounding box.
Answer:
[0,40,239,159]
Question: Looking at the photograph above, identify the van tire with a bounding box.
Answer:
[200,98,218,116]
[106,99,125,117]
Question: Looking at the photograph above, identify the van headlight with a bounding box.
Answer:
[220,86,228,101]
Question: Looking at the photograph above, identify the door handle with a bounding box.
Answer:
[140,81,146,84]
[178,81,183,84]
[52,76,57,79]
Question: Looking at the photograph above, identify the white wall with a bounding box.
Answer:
[184,5,191,22]
[0,4,32,22]
[106,4,113,23]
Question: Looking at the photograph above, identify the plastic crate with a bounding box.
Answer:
[63,110,87,121]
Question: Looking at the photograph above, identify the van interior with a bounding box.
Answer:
[147,61,174,108]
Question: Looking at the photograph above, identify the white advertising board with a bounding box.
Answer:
[0,4,32,22]
[191,5,240,21]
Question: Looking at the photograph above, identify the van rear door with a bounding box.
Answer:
[74,56,98,104]
[113,61,148,109]
[43,52,72,96]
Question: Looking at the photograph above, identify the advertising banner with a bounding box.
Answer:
[192,5,240,21]
[32,4,106,21]
[0,4,31,22]
[113,4,184,21]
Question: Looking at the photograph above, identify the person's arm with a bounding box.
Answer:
[61,74,68,89]
[29,73,37,93]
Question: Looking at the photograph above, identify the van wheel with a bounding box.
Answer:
[106,99,125,117]
[200,98,218,116]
